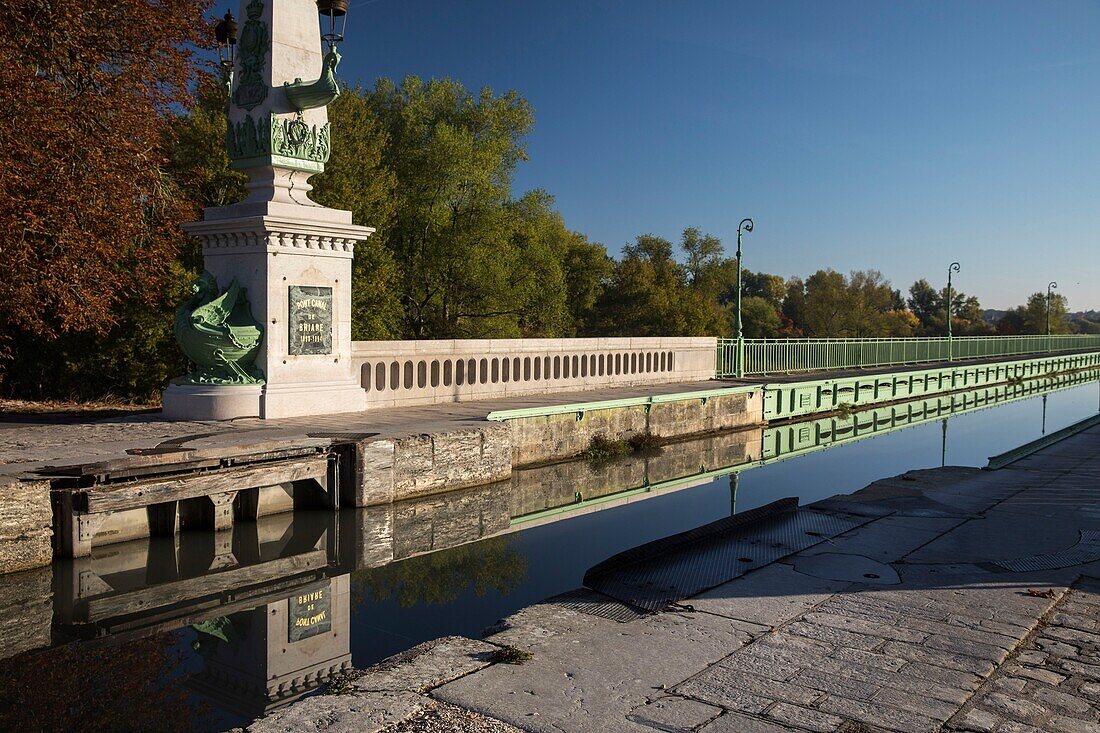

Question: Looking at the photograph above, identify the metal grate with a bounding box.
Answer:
[549,589,649,623]
[583,501,870,612]
[993,530,1100,573]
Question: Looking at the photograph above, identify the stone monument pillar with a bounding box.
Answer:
[163,0,372,420]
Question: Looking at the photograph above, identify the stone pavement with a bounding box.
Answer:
[0,379,726,479]
[247,422,1100,733]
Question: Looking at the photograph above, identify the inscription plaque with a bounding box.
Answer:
[288,286,333,355]
[288,581,331,642]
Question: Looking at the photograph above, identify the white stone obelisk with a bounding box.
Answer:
[163,0,373,420]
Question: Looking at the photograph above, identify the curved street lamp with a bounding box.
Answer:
[1046,281,1058,351]
[946,262,961,361]
[735,218,754,378]
[214,11,238,90]
[317,0,351,50]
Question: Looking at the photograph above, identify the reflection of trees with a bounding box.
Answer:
[0,632,212,733]
[352,536,527,608]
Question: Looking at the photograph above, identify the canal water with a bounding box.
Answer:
[0,379,1097,732]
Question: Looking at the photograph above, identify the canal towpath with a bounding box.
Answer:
[246,420,1100,733]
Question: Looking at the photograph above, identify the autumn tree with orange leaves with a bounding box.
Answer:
[0,0,214,365]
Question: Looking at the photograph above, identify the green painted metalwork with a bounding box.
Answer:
[947,262,961,361]
[762,351,1100,421]
[284,49,342,111]
[716,335,1100,378]
[986,412,1100,470]
[228,113,332,173]
[270,114,332,164]
[232,0,269,111]
[509,367,1100,527]
[173,272,265,386]
[761,367,1099,465]
[485,384,759,422]
[734,218,753,379]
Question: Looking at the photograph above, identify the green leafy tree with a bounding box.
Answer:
[740,296,782,338]
[797,270,915,337]
[1007,292,1070,335]
[591,234,726,336]
[312,88,404,339]
[681,227,723,287]
[561,234,613,336]
[365,76,567,338]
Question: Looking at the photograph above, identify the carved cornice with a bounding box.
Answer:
[197,231,358,252]
[184,215,375,259]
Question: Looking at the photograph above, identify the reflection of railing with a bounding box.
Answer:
[759,368,1099,466]
[762,351,1100,421]
[509,368,1100,524]
[717,335,1100,377]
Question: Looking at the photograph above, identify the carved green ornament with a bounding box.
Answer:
[173,272,265,386]
[228,112,331,173]
[232,0,269,111]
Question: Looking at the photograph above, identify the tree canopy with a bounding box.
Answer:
[0,0,212,344]
[1,35,1086,402]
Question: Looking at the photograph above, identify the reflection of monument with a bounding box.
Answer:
[188,575,352,717]
[163,0,373,420]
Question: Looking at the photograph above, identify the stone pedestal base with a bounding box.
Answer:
[162,384,264,421]
[260,380,367,419]
[162,382,367,421]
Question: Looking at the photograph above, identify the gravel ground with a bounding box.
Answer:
[380,701,523,733]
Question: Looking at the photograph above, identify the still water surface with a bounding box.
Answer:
[0,380,1097,732]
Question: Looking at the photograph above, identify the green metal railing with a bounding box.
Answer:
[716,335,1100,378]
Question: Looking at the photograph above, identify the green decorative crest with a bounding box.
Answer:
[173,272,265,386]
[226,113,270,160]
[272,114,332,164]
[228,112,331,173]
[232,0,269,111]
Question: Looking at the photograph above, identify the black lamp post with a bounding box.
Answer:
[214,11,238,82]
[317,0,350,50]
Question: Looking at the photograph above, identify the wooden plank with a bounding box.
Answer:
[85,456,329,513]
[40,439,333,481]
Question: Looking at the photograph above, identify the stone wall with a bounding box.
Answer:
[351,424,513,507]
[0,564,52,661]
[352,337,716,409]
[0,478,52,573]
[345,389,764,507]
[506,389,765,466]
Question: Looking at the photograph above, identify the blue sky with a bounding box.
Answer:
[330,0,1099,310]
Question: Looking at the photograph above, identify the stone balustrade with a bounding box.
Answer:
[351,337,717,409]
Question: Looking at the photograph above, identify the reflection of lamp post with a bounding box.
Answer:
[940,418,948,467]
[730,471,740,516]
[735,218,754,378]
[946,262,961,361]
[1042,394,1048,435]
[1046,281,1058,352]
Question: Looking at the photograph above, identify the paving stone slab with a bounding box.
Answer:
[688,562,851,628]
[434,609,758,733]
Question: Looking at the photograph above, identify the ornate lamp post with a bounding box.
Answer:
[317,0,350,49]
[734,218,754,378]
[1046,281,1058,351]
[946,262,960,362]
[166,0,374,421]
[214,11,238,89]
